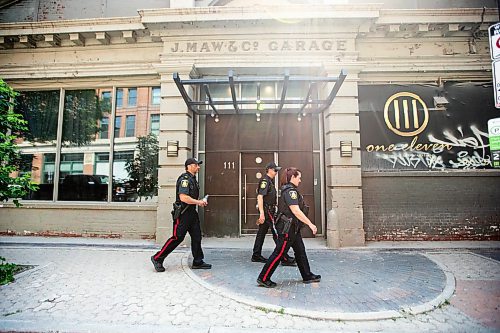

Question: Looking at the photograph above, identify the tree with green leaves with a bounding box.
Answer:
[62,89,109,146]
[0,79,38,207]
[125,134,159,201]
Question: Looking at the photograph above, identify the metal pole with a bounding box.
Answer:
[498,0,500,21]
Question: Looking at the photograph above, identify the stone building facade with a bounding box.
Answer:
[0,0,498,246]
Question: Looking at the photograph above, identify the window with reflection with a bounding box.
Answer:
[114,116,122,138]
[128,88,137,107]
[116,89,123,108]
[13,85,158,203]
[100,118,109,139]
[207,84,234,111]
[125,115,135,137]
[113,86,159,202]
[14,90,60,200]
[150,114,160,135]
[151,87,161,105]
[58,88,111,201]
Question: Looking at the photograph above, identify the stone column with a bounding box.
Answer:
[156,69,194,244]
[323,69,365,247]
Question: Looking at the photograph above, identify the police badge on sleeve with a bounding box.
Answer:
[289,190,298,199]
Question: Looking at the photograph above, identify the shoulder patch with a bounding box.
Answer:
[260,181,267,189]
[181,179,189,188]
[289,190,298,200]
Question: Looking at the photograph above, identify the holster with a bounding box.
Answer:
[172,202,188,220]
[275,213,293,234]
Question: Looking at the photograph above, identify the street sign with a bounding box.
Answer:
[488,117,500,168]
[492,60,500,108]
[489,23,500,60]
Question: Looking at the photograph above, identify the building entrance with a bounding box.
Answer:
[203,114,320,237]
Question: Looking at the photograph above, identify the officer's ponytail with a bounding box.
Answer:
[280,167,301,186]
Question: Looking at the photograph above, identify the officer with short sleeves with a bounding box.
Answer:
[151,158,211,272]
[257,167,321,288]
[251,162,296,266]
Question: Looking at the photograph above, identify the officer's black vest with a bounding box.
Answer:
[260,175,277,206]
[278,183,305,220]
[175,172,199,209]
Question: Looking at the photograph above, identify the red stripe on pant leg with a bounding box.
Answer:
[154,218,180,260]
[263,238,288,281]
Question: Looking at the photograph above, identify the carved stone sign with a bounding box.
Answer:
[166,39,350,54]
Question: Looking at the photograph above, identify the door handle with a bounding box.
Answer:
[244,174,247,226]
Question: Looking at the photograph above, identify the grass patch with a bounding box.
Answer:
[256,306,286,315]
[0,257,35,285]
[3,309,22,317]
[0,256,17,285]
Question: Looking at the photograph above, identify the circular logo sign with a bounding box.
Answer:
[384,92,429,137]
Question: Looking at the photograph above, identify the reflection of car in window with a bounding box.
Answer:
[59,174,107,201]
[96,175,109,185]
[113,178,138,202]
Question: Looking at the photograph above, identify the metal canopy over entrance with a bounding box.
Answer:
[174,69,347,237]
[173,69,347,116]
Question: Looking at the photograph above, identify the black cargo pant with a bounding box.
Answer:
[258,226,311,282]
[252,207,293,263]
[153,208,204,265]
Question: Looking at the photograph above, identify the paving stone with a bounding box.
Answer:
[0,244,498,333]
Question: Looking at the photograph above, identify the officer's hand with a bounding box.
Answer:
[257,213,265,225]
[309,223,317,235]
[198,200,208,207]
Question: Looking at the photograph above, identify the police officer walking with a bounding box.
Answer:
[251,162,296,266]
[151,158,211,272]
[257,167,321,288]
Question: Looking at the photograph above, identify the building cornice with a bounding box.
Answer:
[0,17,143,36]
[138,4,383,23]
[378,8,497,24]
[0,6,493,35]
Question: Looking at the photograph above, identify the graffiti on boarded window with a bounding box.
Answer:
[359,82,495,171]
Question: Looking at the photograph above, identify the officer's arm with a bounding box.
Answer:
[290,205,317,235]
[257,195,264,215]
[257,194,265,224]
[179,194,206,207]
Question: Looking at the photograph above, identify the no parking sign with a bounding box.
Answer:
[489,23,500,60]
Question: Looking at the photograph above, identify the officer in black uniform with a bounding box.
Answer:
[251,162,296,266]
[151,158,211,272]
[257,167,321,288]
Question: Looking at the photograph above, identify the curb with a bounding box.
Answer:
[181,251,456,321]
[0,241,157,250]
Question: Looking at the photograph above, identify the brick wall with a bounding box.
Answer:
[362,172,500,241]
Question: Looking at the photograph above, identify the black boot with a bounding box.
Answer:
[257,278,277,288]
[192,261,212,269]
[151,255,165,272]
[251,254,267,263]
[303,274,321,284]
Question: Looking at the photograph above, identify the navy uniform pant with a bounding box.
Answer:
[258,229,311,282]
[153,208,204,265]
[252,209,293,262]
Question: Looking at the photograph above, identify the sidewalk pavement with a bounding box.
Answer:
[0,236,499,333]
